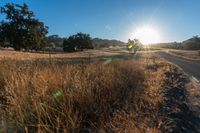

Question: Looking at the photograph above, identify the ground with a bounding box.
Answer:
[159,51,200,80]
[0,47,200,132]
[167,49,200,60]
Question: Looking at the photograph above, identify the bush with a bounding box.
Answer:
[63,32,93,52]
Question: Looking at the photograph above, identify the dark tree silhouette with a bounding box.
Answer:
[0,3,48,51]
[127,39,142,54]
[63,32,93,52]
[63,39,75,52]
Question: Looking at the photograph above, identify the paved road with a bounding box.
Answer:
[159,52,200,81]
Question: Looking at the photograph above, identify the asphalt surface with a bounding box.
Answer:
[159,52,200,81]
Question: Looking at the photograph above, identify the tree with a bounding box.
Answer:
[63,32,93,52]
[74,32,93,50]
[127,39,142,54]
[0,3,48,51]
[63,39,75,52]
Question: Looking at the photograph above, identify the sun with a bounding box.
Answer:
[133,26,161,44]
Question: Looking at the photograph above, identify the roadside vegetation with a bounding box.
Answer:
[0,53,199,132]
[168,50,200,60]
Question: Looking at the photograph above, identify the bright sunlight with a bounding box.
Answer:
[133,26,161,44]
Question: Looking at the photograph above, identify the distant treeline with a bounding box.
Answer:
[153,36,200,50]
[46,35,126,50]
[92,38,126,49]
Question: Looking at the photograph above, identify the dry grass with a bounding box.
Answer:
[186,82,200,117]
[0,48,127,61]
[0,57,162,132]
[0,51,198,132]
[169,50,200,60]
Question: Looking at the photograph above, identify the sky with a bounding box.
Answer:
[0,0,200,43]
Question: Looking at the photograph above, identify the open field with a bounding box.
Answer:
[1,0,200,132]
[167,49,200,60]
[0,49,199,132]
[0,47,128,61]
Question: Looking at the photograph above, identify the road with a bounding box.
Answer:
[159,52,200,81]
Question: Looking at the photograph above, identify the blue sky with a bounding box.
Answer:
[0,0,200,42]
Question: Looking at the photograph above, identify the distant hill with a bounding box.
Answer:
[153,36,200,50]
[46,35,65,47]
[153,42,181,49]
[46,35,126,49]
[181,36,200,50]
[92,38,126,49]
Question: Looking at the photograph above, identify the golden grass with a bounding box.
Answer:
[186,82,200,110]
[0,51,195,132]
[0,60,161,132]
[0,48,126,61]
[169,50,200,60]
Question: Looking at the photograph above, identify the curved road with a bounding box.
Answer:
[159,52,200,81]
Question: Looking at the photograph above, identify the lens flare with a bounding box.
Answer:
[133,26,161,44]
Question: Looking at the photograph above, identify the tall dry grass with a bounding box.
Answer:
[0,49,119,61]
[0,58,174,132]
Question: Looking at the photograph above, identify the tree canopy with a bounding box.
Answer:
[127,39,142,54]
[63,32,93,52]
[0,3,48,51]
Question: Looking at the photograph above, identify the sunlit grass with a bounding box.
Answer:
[0,52,196,132]
[0,56,168,132]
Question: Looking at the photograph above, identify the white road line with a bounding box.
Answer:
[191,76,199,83]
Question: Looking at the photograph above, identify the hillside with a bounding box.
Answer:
[182,36,200,50]
[46,35,65,47]
[153,36,200,50]
[153,42,181,49]
[46,36,126,49]
[92,38,126,49]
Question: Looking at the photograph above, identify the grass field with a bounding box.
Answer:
[0,49,199,132]
[168,49,200,60]
[0,47,128,61]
